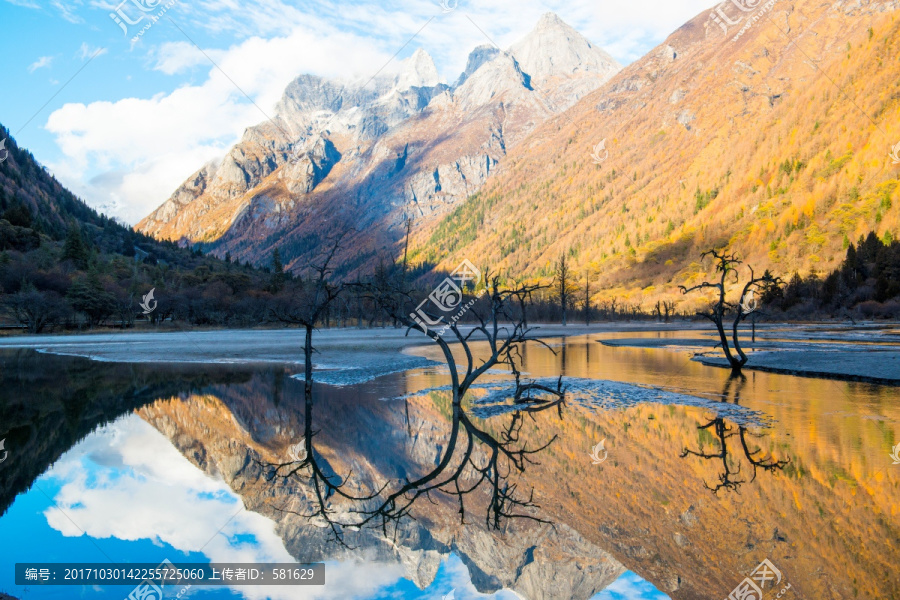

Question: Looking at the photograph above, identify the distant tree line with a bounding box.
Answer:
[757,232,900,319]
[0,218,274,332]
[2,217,898,334]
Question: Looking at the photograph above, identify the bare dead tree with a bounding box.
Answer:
[261,267,567,545]
[347,393,564,535]
[663,300,677,323]
[261,233,382,547]
[629,303,643,320]
[582,276,592,326]
[680,249,782,374]
[679,374,789,494]
[261,381,385,547]
[681,413,742,494]
[270,234,347,396]
[354,270,566,533]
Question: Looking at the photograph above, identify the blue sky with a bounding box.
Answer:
[0,0,717,224]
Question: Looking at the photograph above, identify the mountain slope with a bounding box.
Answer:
[411,0,900,305]
[0,125,278,332]
[0,125,120,243]
[136,13,620,272]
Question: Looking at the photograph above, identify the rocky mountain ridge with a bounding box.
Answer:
[136,13,620,271]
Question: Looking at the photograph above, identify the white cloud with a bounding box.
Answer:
[152,41,216,75]
[419,555,523,599]
[43,413,407,600]
[4,0,41,8]
[28,55,53,72]
[43,0,719,225]
[51,0,84,22]
[78,42,108,60]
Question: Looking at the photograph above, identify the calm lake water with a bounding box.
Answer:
[0,330,898,600]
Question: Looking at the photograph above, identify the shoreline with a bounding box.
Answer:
[0,324,696,386]
[600,335,900,386]
[693,352,900,386]
[1,323,897,386]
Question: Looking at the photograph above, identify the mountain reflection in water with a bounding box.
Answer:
[0,330,898,599]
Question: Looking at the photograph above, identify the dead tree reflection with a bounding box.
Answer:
[262,269,566,545]
[679,374,789,494]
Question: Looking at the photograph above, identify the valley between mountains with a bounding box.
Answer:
[138,1,900,305]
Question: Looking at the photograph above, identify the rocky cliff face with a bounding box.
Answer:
[135,13,620,270]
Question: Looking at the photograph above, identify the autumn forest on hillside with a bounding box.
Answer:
[2,131,899,331]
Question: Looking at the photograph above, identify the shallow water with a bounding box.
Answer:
[0,329,898,600]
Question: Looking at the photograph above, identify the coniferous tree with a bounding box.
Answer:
[554,254,573,326]
[62,225,90,269]
[270,247,286,292]
[2,201,32,228]
[67,270,116,327]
